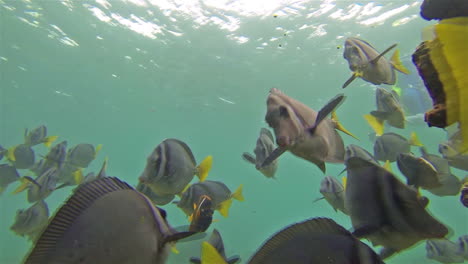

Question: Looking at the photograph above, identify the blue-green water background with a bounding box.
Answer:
[1,0,467,263]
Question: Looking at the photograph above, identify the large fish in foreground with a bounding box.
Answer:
[342,37,409,88]
[261,88,356,173]
[23,177,197,264]
[247,217,385,264]
[344,156,449,259]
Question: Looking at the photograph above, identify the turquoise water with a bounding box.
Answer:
[1,0,467,263]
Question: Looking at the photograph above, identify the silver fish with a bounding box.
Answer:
[456,235,468,260]
[373,132,412,162]
[24,125,57,147]
[10,200,49,242]
[247,217,384,264]
[27,167,59,203]
[261,88,349,173]
[396,153,441,189]
[242,128,278,178]
[23,177,197,264]
[426,239,465,263]
[42,141,67,170]
[0,164,20,194]
[370,87,405,129]
[190,229,241,264]
[345,144,379,165]
[317,176,348,215]
[8,144,35,169]
[439,130,468,171]
[345,156,448,259]
[342,37,405,88]
[66,143,100,168]
[139,139,211,204]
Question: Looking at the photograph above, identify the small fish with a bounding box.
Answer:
[439,130,468,171]
[426,239,465,263]
[190,229,241,264]
[189,195,214,232]
[26,167,59,203]
[0,145,6,160]
[373,132,422,162]
[136,182,175,205]
[315,176,348,215]
[456,235,468,260]
[396,153,441,189]
[139,138,213,204]
[345,144,380,165]
[247,217,384,264]
[66,143,102,168]
[23,177,198,264]
[23,125,58,147]
[262,88,356,173]
[242,128,278,178]
[10,200,49,242]
[370,87,405,129]
[176,180,244,218]
[342,37,409,88]
[345,156,449,259]
[42,140,67,170]
[461,182,468,208]
[6,144,35,169]
[0,164,20,194]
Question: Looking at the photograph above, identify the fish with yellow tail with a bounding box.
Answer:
[190,229,241,264]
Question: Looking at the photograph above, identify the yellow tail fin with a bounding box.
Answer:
[95,144,103,158]
[7,146,17,162]
[218,199,233,218]
[73,169,84,185]
[364,114,384,136]
[43,136,58,148]
[383,160,392,172]
[409,132,423,147]
[391,49,410,74]
[197,155,213,182]
[231,184,244,201]
[12,177,32,194]
[331,112,359,140]
[341,176,347,191]
[171,245,180,254]
[201,241,227,264]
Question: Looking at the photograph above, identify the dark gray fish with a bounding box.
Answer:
[247,217,385,264]
[439,130,468,171]
[373,132,413,162]
[342,37,408,88]
[66,143,101,168]
[27,167,59,203]
[262,88,353,173]
[456,235,468,260]
[7,144,35,169]
[24,125,57,147]
[344,156,449,259]
[10,200,49,242]
[420,147,462,196]
[29,160,45,177]
[0,164,20,194]
[0,145,5,160]
[176,180,243,218]
[397,153,441,189]
[23,177,197,264]
[137,182,175,205]
[55,163,81,189]
[426,239,465,263]
[242,128,278,178]
[345,144,379,165]
[370,87,405,129]
[42,141,67,170]
[316,176,348,214]
[139,139,212,204]
[190,229,241,264]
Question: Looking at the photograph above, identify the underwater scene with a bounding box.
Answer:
[1,0,468,263]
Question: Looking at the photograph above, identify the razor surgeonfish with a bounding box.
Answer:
[189,195,214,233]
[261,88,357,173]
[42,141,67,170]
[176,180,244,218]
[345,156,449,259]
[439,129,468,171]
[0,164,20,194]
[17,167,59,203]
[426,239,465,263]
[397,153,441,189]
[66,143,102,168]
[24,125,57,147]
[7,144,35,169]
[10,200,49,242]
[370,87,406,129]
[342,37,409,88]
[242,128,278,179]
[139,138,212,205]
[23,177,198,264]
[247,217,385,264]
[373,132,422,162]
[315,175,348,214]
[190,229,241,264]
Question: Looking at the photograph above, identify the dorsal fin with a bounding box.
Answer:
[24,177,133,264]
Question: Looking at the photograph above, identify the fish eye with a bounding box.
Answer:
[279,106,289,118]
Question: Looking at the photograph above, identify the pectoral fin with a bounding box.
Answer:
[308,94,346,134]
[370,43,397,64]
[259,147,286,168]
[342,73,359,89]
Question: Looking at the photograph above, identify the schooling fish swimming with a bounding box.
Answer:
[242,127,278,179]
[370,87,406,129]
[190,229,240,264]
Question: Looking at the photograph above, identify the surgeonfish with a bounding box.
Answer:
[0,164,20,194]
[6,144,35,169]
[456,235,468,260]
[23,125,58,147]
[242,128,278,179]
[23,177,198,264]
[426,239,465,263]
[139,138,213,205]
[189,229,241,264]
[439,129,468,171]
[370,87,406,129]
[10,200,49,242]
[261,88,356,173]
[188,195,214,233]
[396,153,441,189]
[66,143,102,168]
[344,156,449,259]
[342,37,409,88]
[373,132,422,162]
[247,217,385,264]
[315,176,348,215]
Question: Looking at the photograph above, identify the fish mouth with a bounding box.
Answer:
[276,136,290,148]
